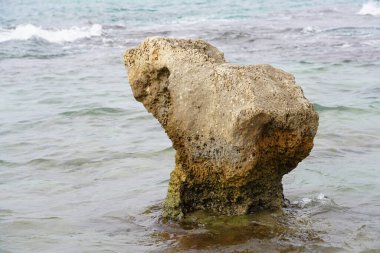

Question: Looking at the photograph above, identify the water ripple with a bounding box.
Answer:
[313,103,368,113]
[59,107,127,117]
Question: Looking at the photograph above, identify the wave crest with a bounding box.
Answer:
[358,1,380,16]
[0,24,102,43]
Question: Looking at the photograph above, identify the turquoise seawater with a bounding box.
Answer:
[1,0,380,252]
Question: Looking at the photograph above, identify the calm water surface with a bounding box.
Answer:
[1,0,380,252]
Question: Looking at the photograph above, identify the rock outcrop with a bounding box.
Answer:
[124,37,319,219]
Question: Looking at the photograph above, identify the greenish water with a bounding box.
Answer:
[1,0,380,252]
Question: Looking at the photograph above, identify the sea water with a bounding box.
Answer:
[1,0,380,252]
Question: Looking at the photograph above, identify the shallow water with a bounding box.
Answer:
[1,0,380,252]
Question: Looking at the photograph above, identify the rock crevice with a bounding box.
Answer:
[124,37,319,219]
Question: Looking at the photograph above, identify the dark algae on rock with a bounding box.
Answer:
[124,37,319,219]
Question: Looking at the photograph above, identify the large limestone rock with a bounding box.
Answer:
[124,37,318,219]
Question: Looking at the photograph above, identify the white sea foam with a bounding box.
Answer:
[292,193,331,208]
[0,24,102,43]
[358,1,380,16]
[302,26,320,34]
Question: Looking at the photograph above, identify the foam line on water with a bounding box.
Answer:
[0,24,102,43]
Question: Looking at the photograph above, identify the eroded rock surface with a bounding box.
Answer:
[124,37,319,219]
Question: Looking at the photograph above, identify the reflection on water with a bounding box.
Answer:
[144,203,329,252]
[136,190,380,252]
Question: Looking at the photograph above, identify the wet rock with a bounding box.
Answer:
[124,37,319,219]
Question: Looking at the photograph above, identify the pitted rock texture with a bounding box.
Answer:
[124,37,319,219]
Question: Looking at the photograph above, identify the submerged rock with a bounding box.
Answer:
[124,37,318,219]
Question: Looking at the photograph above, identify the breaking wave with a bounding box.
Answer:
[0,24,102,43]
[358,1,380,16]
